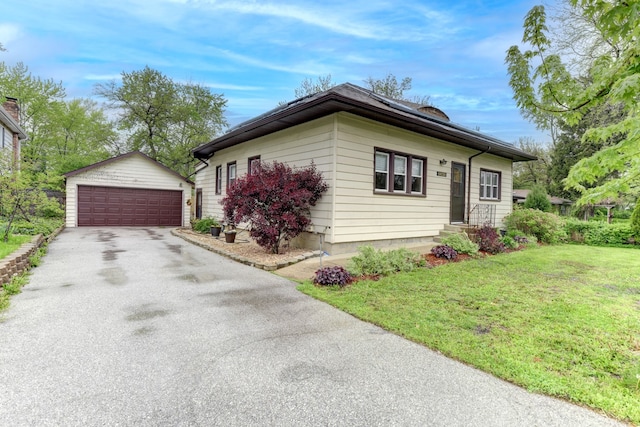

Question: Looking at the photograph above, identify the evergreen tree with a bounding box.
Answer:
[524,186,552,212]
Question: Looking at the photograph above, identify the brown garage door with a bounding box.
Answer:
[77,186,182,226]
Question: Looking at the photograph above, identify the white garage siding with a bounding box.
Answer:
[65,152,192,228]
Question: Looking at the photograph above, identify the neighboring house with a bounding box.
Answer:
[193,83,536,254]
[513,189,573,216]
[0,97,27,170]
[64,151,193,227]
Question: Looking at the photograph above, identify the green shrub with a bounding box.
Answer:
[8,218,63,236]
[192,217,220,233]
[631,203,640,238]
[500,235,519,250]
[505,229,537,245]
[503,209,566,244]
[348,246,425,277]
[385,248,426,272]
[37,198,64,218]
[441,232,479,255]
[612,207,632,220]
[565,218,635,246]
[523,186,551,212]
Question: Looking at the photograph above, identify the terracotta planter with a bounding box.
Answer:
[225,232,236,243]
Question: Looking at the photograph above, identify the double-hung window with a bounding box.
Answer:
[375,152,390,191]
[227,162,237,189]
[215,165,222,195]
[374,149,426,196]
[248,156,260,175]
[479,169,501,200]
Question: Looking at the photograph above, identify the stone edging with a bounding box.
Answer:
[0,225,65,287]
[171,229,322,271]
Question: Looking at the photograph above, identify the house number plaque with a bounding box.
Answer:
[436,171,447,177]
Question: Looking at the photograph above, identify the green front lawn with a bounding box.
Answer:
[298,245,640,424]
[0,234,31,260]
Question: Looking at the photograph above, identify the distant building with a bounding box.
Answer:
[513,189,573,215]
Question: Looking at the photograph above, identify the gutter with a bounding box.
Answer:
[467,147,491,224]
[188,158,210,179]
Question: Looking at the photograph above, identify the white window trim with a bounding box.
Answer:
[480,169,501,201]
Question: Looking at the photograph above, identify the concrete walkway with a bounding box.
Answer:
[0,228,623,426]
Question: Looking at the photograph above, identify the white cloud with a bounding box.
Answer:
[84,74,123,81]
[208,47,332,76]
[465,30,524,62]
[0,23,21,45]
[198,82,263,91]
[195,0,457,42]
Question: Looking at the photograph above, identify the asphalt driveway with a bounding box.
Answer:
[0,228,623,426]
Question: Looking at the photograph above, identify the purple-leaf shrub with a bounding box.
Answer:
[431,245,458,260]
[221,161,328,254]
[475,224,505,254]
[313,266,352,287]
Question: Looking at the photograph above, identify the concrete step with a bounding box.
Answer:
[443,224,468,233]
[435,224,471,244]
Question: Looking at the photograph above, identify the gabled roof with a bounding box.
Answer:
[513,189,573,205]
[193,83,537,162]
[0,103,27,140]
[64,150,194,185]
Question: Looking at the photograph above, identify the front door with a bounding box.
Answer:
[450,162,466,223]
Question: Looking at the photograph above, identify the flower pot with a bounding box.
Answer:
[210,226,222,237]
[225,232,236,243]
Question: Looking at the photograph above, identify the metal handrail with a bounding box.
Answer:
[468,204,496,228]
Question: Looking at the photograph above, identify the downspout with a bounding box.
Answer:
[186,157,210,180]
[466,147,491,224]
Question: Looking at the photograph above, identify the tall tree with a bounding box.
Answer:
[294,74,336,98]
[364,73,412,100]
[0,62,117,187]
[50,99,116,175]
[548,102,626,200]
[512,137,551,190]
[94,66,227,177]
[0,62,66,173]
[365,73,432,105]
[505,1,639,205]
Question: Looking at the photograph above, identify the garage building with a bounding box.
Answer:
[64,151,193,227]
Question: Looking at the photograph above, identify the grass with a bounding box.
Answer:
[298,245,640,424]
[0,234,32,260]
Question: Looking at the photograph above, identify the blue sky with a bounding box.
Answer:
[1,0,551,144]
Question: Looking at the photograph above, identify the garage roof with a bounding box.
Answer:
[193,83,537,162]
[64,151,194,184]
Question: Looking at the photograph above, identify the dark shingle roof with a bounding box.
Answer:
[193,83,537,162]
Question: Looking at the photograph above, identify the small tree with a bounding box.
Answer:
[221,161,328,254]
[0,153,48,242]
[524,186,552,212]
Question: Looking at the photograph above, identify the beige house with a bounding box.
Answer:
[1,97,27,170]
[193,83,536,254]
[64,151,193,227]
